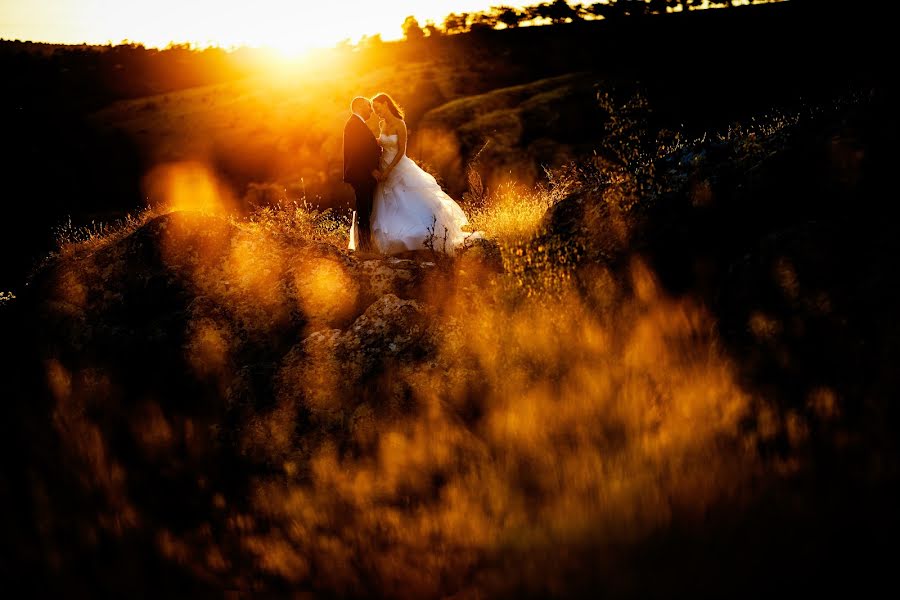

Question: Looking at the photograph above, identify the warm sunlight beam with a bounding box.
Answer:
[0,0,518,53]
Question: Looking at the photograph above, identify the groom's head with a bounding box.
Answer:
[351,96,373,120]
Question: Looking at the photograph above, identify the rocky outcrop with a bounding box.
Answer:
[23,210,496,437]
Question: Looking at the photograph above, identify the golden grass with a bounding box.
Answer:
[36,161,825,597]
[53,207,159,259]
[468,182,555,244]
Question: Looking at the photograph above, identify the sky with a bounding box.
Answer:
[0,0,528,52]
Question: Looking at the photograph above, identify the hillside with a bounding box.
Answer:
[86,1,881,207]
[87,58,484,208]
[418,73,608,191]
[1,0,888,293]
[2,73,898,596]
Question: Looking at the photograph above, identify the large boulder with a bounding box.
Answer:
[276,294,429,427]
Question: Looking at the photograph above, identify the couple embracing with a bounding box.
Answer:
[342,93,481,255]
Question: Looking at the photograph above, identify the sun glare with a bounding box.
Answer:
[1,1,506,53]
[117,1,365,56]
[204,1,366,57]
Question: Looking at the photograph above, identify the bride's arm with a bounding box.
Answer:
[373,120,385,179]
[383,121,407,178]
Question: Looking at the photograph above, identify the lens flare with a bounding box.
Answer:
[143,161,237,216]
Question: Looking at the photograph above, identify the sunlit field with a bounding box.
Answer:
[1,1,898,597]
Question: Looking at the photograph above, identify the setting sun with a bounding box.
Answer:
[0,0,522,53]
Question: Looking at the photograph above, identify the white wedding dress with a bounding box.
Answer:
[354,133,480,254]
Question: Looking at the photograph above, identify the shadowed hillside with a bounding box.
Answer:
[1,64,898,595]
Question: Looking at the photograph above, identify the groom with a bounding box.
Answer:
[342,96,382,252]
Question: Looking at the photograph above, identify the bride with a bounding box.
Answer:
[352,92,481,255]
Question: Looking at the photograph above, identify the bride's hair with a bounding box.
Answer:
[372,93,404,121]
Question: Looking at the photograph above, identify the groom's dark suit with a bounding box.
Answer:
[342,114,381,251]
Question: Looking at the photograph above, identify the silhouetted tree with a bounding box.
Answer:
[571,2,590,20]
[518,4,539,22]
[401,16,425,41]
[493,5,525,28]
[586,1,625,19]
[470,12,500,31]
[423,20,442,37]
[536,0,582,23]
[433,0,753,37]
[648,0,669,14]
[442,12,470,34]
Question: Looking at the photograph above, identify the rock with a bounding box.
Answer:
[277,293,431,426]
[28,208,500,445]
[339,294,428,380]
[357,257,428,300]
[276,328,346,425]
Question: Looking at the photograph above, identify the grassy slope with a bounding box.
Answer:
[88,57,505,207]
[418,73,609,191]
[90,68,613,210]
